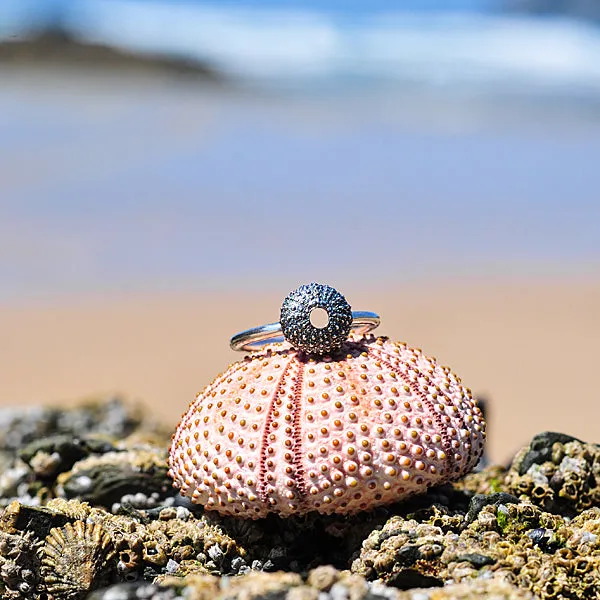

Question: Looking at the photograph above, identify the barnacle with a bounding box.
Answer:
[505,433,600,515]
[0,530,39,600]
[40,521,116,599]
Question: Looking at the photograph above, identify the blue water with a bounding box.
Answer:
[1,72,599,303]
[2,1,600,98]
[1,1,599,303]
[0,0,494,24]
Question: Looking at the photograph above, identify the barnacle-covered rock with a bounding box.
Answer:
[0,530,40,600]
[40,521,117,599]
[45,498,94,521]
[3,391,600,600]
[207,571,303,599]
[505,432,600,515]
[0,501,70,539]
[0,399,172,509]
[5,496,247,582]
[86,505,245,577]
[352,513,451,586]
[392,579,536,600]
[155,571,345,600]
[352,495,600,599]
[97,568,534,600]
[56,447,171,507]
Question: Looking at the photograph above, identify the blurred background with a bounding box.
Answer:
[1,0,599,463]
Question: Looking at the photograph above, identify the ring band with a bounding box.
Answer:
[230,311,381,353]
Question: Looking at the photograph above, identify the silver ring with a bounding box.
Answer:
[230,282,380,354]
[230,311,381,353]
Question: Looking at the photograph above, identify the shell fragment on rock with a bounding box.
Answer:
[41,521,116,599]
[168,334,486,518]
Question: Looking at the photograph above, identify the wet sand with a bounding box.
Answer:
[1,279,598,463]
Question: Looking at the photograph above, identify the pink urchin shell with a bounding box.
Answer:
[168,334,486,519]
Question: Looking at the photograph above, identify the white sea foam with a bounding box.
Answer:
[2,0,600,96]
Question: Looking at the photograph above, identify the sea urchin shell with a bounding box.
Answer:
[168,334,486,518]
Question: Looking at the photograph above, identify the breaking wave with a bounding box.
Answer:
[2,0,600,96]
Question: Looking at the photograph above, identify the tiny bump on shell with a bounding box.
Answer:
[168,334,486,518]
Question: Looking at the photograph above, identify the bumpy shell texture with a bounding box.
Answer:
[168,334,486,518]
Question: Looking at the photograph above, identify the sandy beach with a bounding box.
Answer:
[1,279,598,464]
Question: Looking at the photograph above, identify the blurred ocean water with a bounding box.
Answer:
[1,1,599,303]
[2,72,599,302]
[2,0,600,97]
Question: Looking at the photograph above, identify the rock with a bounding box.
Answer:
[464,492,521,525]
[2,399,600,600]
[0,501,70,538]
[87,583,179,599]
[505,434,600,515]
[307,565,339,591]
[394,579,536,599]
[19,435,117,480]
[515,432,583,476]
[56,447,172,508]
[0,28,223,81]
[0,398,163,452]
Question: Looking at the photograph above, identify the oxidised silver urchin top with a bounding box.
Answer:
[230,283,380,354]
